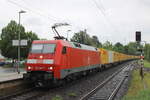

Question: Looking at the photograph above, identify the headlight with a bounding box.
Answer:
[39,55,43,59]
[28,66,32,70]
[48,67,53,70]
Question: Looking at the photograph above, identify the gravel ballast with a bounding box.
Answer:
[33,61,135,100]
[5,61,138,100]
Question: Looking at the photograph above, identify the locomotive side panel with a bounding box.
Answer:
[59,47,100,78]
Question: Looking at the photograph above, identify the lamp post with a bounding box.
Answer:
[67,30,71,41]
[18,10,26,74]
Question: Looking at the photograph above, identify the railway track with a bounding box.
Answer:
[0,78,23,90]
[0,78,26,98]
[80,62,134,100]
[0,82,63,100]
[0,87,35,100]
[0,61,135,100]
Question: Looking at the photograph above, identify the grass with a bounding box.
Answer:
[122,69,150,100]
[123,89,150,100]
[52,95,63,100]
[144,60,150,68]
[68,92,77,97]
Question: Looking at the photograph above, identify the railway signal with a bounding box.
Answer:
[136,31,141,42]
[135,31,144,80]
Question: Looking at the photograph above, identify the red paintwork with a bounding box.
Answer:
[26,40,101,79]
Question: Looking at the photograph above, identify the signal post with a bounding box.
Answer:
[136,31,144,80]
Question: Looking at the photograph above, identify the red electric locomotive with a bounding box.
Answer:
[23,40,101,86]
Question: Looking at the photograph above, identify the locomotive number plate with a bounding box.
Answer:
[37,59,43,63]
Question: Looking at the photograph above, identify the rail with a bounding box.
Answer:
[80,63,131,100]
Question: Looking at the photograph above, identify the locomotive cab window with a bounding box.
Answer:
[43,44,56,53]
[31,44,56,53]
[62,46,67,54]
[31,44,43,53]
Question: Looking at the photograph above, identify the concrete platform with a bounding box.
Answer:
[0,72,26,83]
[0,67,26,83]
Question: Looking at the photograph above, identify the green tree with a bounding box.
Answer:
[126,42,139,55]
[91,36,102,47]
[113,42,125,53]
[71,29,103,47]
[71,29,92,45]
[0,20,39,59]
[102,41,113,50]
[123,45,129,54]
[144,44,150,61]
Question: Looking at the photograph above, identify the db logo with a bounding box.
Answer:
[37,60,43,63]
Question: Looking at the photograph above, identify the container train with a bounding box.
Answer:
[23,40,138,86]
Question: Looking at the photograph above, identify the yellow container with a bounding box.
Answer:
[113,52,119,62]
[99,48,109,64]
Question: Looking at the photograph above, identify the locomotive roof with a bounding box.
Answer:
[69,42,98,51]
[32,40,98,51]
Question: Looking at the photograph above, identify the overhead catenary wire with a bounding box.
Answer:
[21,0,62,21]
[97,0,106,13]
[93,0,106,17]
[91,0,119,33]
[8,0,116,41]
[7,0,75,38]
[20,0,97,37]
[7,0,59,22]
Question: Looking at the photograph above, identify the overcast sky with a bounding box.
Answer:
[0,0,150,44]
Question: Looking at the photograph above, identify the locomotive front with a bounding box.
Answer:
[23,40,58,86]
